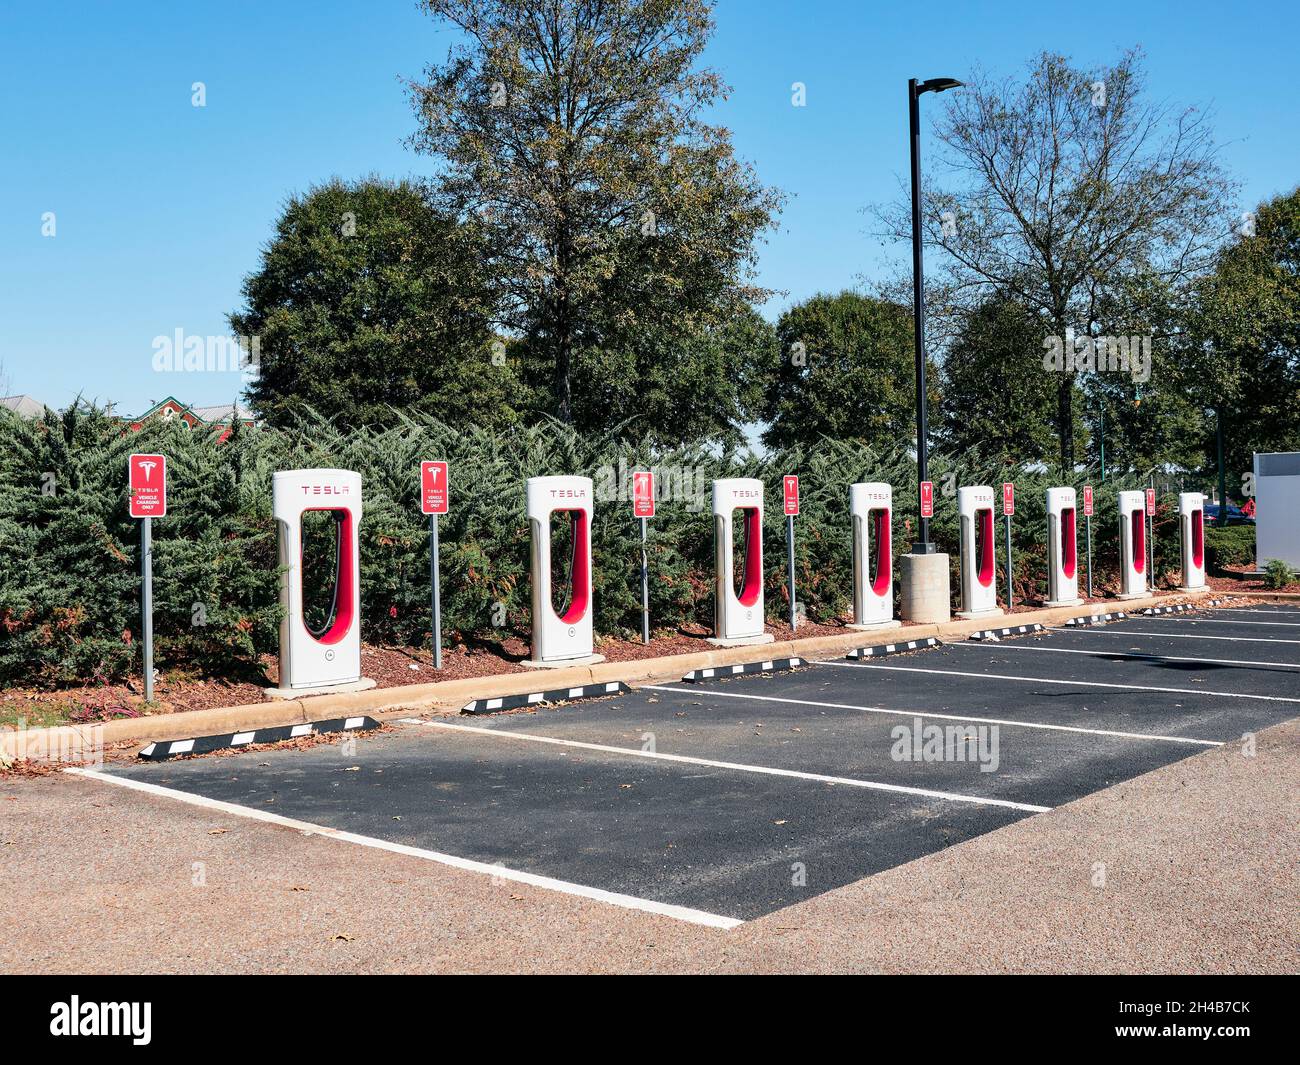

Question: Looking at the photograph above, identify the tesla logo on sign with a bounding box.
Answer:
[1083,485,1094,516]
[920,481,934,518]
[632,471,655,518]
[783,475,799,516]
[1145,488,1156,515]
[1002,482,1015,516]
[129,453,167,518]
[421,461,449,515]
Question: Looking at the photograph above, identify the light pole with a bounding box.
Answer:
[909,76,962,553]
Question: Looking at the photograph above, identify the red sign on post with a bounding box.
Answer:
[920,481,934,519]
[632,471,655,518]
[1145,487,1156,516]
[783,475,800,516]
[129,454,167,518]
[1002,482,1015,516]
[420,461,449,515]
[1082,484,1094,516]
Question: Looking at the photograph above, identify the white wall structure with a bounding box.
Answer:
[711,478,771,645]
[526,475,599,666]
[1045,486,1082,606]
[850,482,898,629]
[1254,452,1300,570]
[272,468,366,692]
[1117,490,1147,598]
[1178,491,1207,590]
[957,485,1001,618]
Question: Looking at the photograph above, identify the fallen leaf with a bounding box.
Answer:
[330,933,354,942]
[208,828,227,835]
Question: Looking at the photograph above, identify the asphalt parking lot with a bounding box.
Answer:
[84,603,1300,927]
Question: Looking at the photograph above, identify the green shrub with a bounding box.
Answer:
[1262,559,1294,589]
[1205,524,1256,570]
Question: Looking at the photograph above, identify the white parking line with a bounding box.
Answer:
[415,719,1053,813]
[1146,617,1300,628]
[64,767,743,930]
[820,660,1300,703]
[637,686,1220,747]
[943,641,1300,671]
[1208,608,1300,616]
[1048,626,1300,646]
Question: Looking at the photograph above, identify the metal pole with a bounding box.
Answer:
[909,79,933,554]
[430,513,442,669]
[1148,498,1155,591]
[1085,513,1093,598]
[786,513,797,629]
[1004,512,1013,612]
[640,516,650,644]
[142,516,154,702]
[1215,407,1227,527]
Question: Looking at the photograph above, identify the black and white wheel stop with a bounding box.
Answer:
[461,680,632,715]
[138,716,379,761]
[846,637,939,659]
[966,624,1044,641]
[682,657,805,682]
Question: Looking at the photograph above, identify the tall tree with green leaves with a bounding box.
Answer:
[762,291,936,450]
[939,293,1057,462]
[1186,187,1300,480]
[407,0,783,428]
[231,177,517,430]
[882,49,1232,473]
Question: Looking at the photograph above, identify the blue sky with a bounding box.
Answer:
[2,0,1296,413]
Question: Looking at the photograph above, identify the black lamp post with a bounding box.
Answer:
[909,76,962,554]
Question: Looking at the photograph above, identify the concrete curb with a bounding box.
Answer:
[1,588,1213,762]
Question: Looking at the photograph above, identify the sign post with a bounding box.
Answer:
[1002,482,1015,611]
[421,461,449,669]
[129,454,167,702]
[1151,488,1157,590]
[783,476,800,630]
[633,471,655,644]
[1082,484,1094,598]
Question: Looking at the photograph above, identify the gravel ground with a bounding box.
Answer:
[3,715,1295,974]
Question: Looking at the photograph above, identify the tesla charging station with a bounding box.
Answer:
[1117,490,1147,598]
[269,468,373,697]
[850,482,899,630]
[525,475,602,667]
[1045,486,1082,606]
[1178,491,1207,591]
[957,485,1002,618]
[711,478,773,646]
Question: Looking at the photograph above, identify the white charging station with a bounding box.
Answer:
[268,468,374,698]
[525,475,602,667]
[1045,486,1083,607]
[1178,491,1207,591]
[850,482,899,630]
[710,478,772,646]
[1117,490,1147,598]
[957,485,1002,619]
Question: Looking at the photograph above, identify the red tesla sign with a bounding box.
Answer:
[421,461,449,515]
[129,454,167,518]
[783,475,799,516]
[632,471,655,518]
[1002,482,1015,516]
[1082,485,1094,516]
[919,481,934,518]
[1145,487,1156,516]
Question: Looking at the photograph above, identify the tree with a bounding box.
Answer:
[939,294,1056,462]
[884,49,1232,472]
[407,0,783,426]
[1187,187,1300,480]
[231,177,516,430]
[761,291,936,450]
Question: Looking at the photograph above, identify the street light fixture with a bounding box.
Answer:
[909,75,963,554]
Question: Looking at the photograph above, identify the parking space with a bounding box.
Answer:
[85,602,1300,928]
